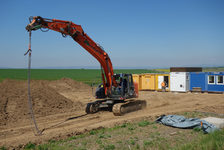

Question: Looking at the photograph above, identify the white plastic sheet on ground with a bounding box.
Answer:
[156,115,218,133]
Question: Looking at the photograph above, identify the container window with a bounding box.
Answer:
[216,75,224,85]
[186,75,189,80]
[208,75,215,84]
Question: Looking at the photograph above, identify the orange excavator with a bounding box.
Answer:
[26,16,146,115]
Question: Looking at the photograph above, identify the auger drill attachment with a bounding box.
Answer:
[26,16,46,31]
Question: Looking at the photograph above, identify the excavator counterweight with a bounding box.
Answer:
[26,16,146,115]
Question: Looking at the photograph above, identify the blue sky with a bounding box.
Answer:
[0,0,223,68]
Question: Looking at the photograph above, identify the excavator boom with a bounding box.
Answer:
[26,16,115,96]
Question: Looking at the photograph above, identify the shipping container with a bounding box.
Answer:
[190,72,224,92]
[155,74,170,91]
[170,72,190,92]
[139,74,156,90]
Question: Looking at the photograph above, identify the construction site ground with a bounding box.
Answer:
[0,78,224,149]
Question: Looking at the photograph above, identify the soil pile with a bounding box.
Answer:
[0,78,87,126]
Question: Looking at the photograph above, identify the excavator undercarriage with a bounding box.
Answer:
[86,73,147,116]
[86,99,146,116]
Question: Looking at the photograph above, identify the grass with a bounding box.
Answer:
[17,112,224,150]
[203,67,224,72]
[173,129,224,150]
[154,68,170,73]
[0,69,158,84]
[0,147,7,150]
[138,120,154,127]
[24,142,36,150]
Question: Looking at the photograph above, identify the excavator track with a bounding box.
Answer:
[112,100,146,116]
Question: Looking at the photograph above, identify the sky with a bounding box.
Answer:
[0,0,223,69]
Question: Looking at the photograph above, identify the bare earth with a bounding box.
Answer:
[0,78,223,149]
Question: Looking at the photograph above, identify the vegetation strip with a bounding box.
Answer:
[0,69,159,84]
[2,112,222,150]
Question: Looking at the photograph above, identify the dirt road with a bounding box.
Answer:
[0,79,223,148]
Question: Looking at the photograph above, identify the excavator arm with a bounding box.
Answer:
[26,16,116,96]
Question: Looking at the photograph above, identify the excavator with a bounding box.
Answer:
[26,16,146,116]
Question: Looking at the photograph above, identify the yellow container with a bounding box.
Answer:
[155,74,170,91]
[132,74,140,90]
[139,74,156,90]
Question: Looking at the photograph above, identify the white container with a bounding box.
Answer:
[170,72,189,92]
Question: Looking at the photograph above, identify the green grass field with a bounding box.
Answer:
[0,69,159,85]
[203,67,224,72]
[1,67,223,84]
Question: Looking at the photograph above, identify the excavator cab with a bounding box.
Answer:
[95,74,136,99]
[110,74,136,99]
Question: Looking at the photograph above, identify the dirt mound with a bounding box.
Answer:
[49,78,91,91]
[0,79,87,126]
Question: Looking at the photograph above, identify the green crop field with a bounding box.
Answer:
[0,69,159,85]
[1,67,223,84]
[203,67,224,72]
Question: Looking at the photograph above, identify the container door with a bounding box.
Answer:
[145,75,151,90]
[178,73,186,92]
[170,73,176,91]
[170,72,185,92]
[140,75,151,90]
[158,76,164,89]
[185,73,189,91]
[149,75,155,90]
[164,76,169,88]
